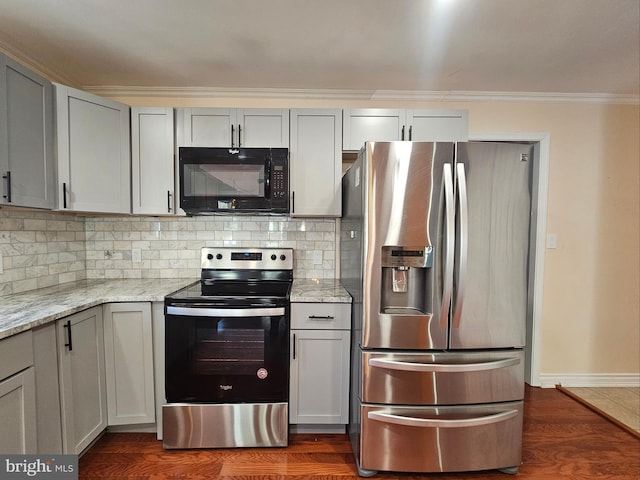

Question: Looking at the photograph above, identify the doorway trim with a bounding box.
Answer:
[468,132,550,387]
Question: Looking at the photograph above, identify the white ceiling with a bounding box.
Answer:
[0,0,638,100]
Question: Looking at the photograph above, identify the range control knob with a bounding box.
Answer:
[207,253,213,260]
[216,253,223,260]
[280,254,287,261]
[271,254,277,261]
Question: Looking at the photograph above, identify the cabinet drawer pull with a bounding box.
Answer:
[167,190,173,213]
[308,315,335,320]
[62,182,68,209]
[2,171,11,203]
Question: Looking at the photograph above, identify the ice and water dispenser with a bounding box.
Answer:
[380,246,433,315]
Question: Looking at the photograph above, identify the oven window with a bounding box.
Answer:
[192,321,265,375]
[183,163,265,197]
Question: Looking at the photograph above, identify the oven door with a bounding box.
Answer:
[165,303,289,403]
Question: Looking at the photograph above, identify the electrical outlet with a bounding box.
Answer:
[132,248,142,263]
[546,233,557,249]
[313,250,323,265]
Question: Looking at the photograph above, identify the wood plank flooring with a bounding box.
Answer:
[79,386,640,479]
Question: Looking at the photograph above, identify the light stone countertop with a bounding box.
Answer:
[290,278,352,303]
[0,277,350,341]
[0,278,193,341]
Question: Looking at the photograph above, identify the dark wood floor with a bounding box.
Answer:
[79,386,640,479]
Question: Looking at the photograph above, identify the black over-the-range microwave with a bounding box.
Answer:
[179,147,289,215]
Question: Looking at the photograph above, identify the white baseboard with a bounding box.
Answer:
[539,373,640,388]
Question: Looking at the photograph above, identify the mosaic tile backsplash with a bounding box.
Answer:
[0,209,338,296]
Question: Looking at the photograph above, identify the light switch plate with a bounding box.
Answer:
[546,233,557,249]
[132,248,142,263]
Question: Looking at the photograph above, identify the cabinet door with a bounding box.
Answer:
[33,323,63,454]
[0,368,37,454]
[342,109,406,151]
[132,107,175,215]
[0,56,55,209]
[55,84,130,213]
[57,307,107,454]
[103,303,155,426]
[289,329,350,424]
[237,109,289,147]
[290,109,342,216]
[406,109,468,141]
[180,108,234,147]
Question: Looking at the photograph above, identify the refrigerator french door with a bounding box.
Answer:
[341,141,533,477]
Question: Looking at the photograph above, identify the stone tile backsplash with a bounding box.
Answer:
[1,209,338,296]
[0,210,87,296]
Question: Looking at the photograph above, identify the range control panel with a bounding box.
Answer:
[201,247,293,270]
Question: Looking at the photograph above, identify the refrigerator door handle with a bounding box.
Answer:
[368,356,521,372]
[368,409,519,429]
[440,163,455,328]
[452,162,469,328]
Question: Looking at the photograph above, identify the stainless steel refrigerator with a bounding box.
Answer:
[340,141,533,476]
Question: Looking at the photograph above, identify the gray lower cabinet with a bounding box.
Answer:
[33,323,63,454]
[0,331,37,454]
[57,306,108,454]
[103,302,155,426]
[289,303,351,431]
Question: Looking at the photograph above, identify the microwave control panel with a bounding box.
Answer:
[271,158,288,199]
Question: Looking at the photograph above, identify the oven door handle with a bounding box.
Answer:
[166,305,286,317]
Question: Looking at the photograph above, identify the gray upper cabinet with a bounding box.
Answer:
[0,54,55,209]
[54,83,130,214]
[177,108,289,148]
[289,109,342,217]
[131,107,176,215]
[342,108,468,151]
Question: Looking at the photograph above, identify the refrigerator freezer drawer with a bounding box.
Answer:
[359,401,523,474]
[362,350,524,405]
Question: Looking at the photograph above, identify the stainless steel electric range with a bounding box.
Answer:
[163,247,293,449]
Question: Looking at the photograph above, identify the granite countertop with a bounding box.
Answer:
[0,277,351,341]
[290,278,352,303]
[0,278,193,341]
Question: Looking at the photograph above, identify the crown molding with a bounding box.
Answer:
[83,85,640,105]
[1,40,637,105]
[0,39,81,89]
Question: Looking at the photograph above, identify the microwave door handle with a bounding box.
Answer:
[264,156,271,199]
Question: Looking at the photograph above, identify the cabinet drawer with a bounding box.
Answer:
[362,350,524,405]
[0,331,34,380]
[360,401,523,474]
[291,303,350,329]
